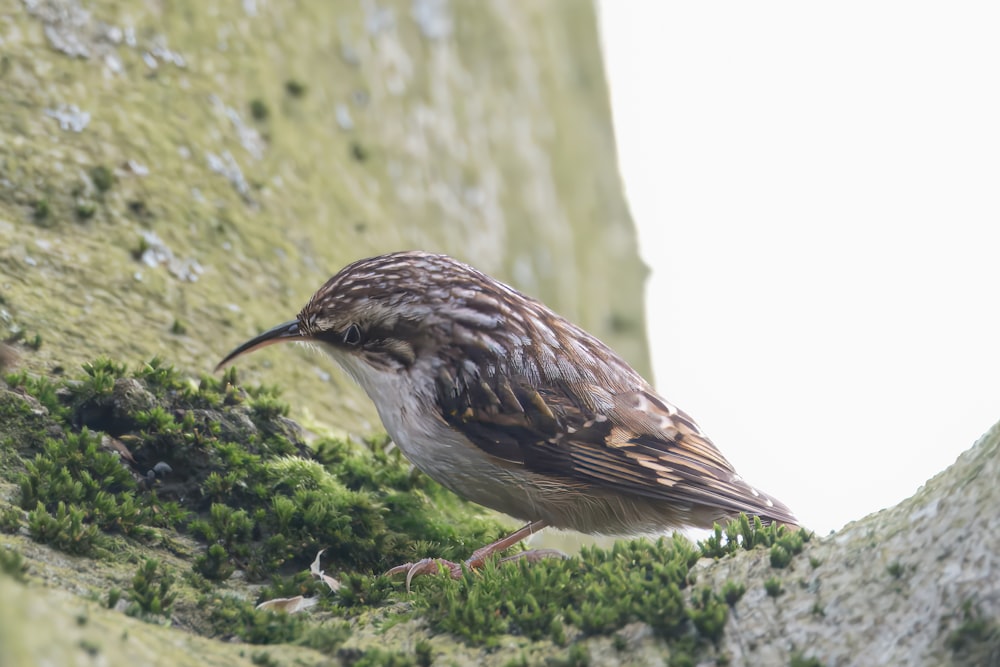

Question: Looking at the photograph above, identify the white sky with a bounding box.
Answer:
[598,2,1000,534]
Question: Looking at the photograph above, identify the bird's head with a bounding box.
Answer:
[216,251,544,378]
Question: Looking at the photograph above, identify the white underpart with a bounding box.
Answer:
[330,349,531,513]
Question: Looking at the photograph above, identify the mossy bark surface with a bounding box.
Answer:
[0,0,648,436]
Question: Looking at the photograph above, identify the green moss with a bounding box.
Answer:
[336,572,395,608]
[764,577,783,598]
[296,620,351,652]
[284,80,307,97]
[549,643,590,667]
[789,654,824,667]
[947,599,1000,662]
[250,652,280,667]
[699,514,811,561]
[89,165,115,193]
[688,587,728,643]
[503,655,530,667]
[32,198,51,223]
[131,235,150,260]
[17,428,166,541]
[0,548,27,582]
[249,99,270,121]
[75,202,97,220]
[0,506,21,533]
[770,544,792,569]
[721,581,745,606]
[78,638,101,657]
[27,500,106,556]
[127,200,151,219]
[0,387,55,452]
[194,543,236,581]
[203,593,305,645]
[413,535,721,653]
[1,359,795,658]
[414,640,433,667]
[2,356,510,592]
[351,141,369,162]
[348,648,418,667]
[106,587,122,609]
[126,558,176,618]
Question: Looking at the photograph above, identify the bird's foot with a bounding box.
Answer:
[386,519,558,592]
[386,550,567,592]
[386,558,464,592]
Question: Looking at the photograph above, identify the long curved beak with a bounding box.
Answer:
[215,320,306,371]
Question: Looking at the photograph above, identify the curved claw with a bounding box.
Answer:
[384,562,417,577]
[385,557,463,592]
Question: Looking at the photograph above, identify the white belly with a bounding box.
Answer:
[333,353,530,511]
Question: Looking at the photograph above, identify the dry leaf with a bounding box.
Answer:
[310,549,341,592]
[255,595,317,614]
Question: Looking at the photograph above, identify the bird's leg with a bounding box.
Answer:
[386,519,558,591]
[465,519,550,567]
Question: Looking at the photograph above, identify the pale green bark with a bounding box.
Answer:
[0,0,648,437]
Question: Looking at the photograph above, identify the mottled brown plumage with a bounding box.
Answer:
[218,251,797,577]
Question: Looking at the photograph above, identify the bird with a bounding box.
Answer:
[217,251,797,584]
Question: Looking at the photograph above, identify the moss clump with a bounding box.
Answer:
[284,80,307,97]
[2,357,508,578]
[0,548,27,582]
[413,534,725,657]
[75,202,97,220]
[335,572,396,608]
[946,599,1000,663]
[0,506,21,533]
[32,198,51,223]
[249,99,269,121]
[1,358,810,657]
[203,593,306,645]
[345,648,421,667]
[202,595,352,650]
[89,165,115,193]
[548,643,591,667]
[18,428,173,543]
[721,580,746,606]
[699,514,811,562]
[26,500,106,556]
[126,558,176,618]
[296,620,352,653]
[407,516,797,655]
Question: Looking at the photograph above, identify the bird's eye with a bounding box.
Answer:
[342,324,363,346]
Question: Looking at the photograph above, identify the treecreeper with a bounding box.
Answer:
[217,251,797,587]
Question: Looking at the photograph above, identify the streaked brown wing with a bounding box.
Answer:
[436,367,796,525]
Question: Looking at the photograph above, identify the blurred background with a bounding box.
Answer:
[599,2,1000,534]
